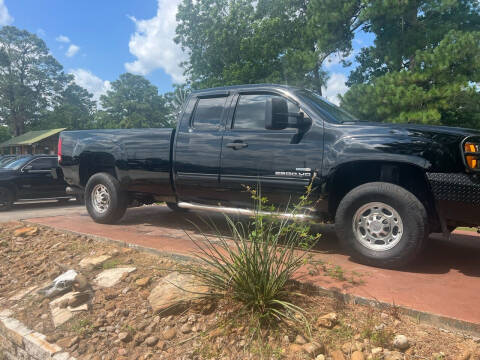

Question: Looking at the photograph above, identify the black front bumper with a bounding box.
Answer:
[426,172,480,226]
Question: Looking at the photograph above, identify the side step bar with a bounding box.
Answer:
[177,202,315,221]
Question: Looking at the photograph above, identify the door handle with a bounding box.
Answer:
[226,141,248,150]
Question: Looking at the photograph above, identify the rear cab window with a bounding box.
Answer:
[191,96,228,130]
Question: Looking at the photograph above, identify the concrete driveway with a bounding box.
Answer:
[0,199,84,222]
[10,204,480,334]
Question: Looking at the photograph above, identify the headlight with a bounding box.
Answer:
[464,141,480,170]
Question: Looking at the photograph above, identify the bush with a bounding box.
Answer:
[183,181,320,324]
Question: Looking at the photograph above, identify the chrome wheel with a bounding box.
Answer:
[92,184,110,214]
[352,202,403,251]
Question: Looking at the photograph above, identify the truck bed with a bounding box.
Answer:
[60,128,175,198]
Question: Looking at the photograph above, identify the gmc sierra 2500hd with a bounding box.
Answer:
[58,84,480,268]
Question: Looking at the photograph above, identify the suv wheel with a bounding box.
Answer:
[0,187,14,211]
[85,173,128,224]
[335,182,428,268]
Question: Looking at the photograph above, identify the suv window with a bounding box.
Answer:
[192,97,227,130]
[233,94,300,130]
[28,157,57,171]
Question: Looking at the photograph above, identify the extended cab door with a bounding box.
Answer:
[173,93,231,204]
[219,92,321,208]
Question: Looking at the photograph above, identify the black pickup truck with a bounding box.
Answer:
[59,84,480,268]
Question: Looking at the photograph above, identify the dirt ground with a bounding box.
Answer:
[0,222,479,360]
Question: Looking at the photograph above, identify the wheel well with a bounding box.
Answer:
[79,153,117,187]
[327,161,439,229]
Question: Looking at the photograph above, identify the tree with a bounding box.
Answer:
[175,0,363,94]
[341,31,480,128]
[164,83,191,125]
[348,0,480,86]
[0,26,69,135]
[33,83,96,131]
[96,73,171,129]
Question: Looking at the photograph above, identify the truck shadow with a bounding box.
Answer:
[119,205,480,278]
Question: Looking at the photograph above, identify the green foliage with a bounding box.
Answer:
[175,0,362,94]
[348,0,480,86]
[183,182,320,325]
[0,26,70,135]
[32,83,96,131]
[0,126,10,144]
[95,73,172,129]
[341,31,480,128]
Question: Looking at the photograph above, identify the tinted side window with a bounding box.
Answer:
[233,94,300,130]
[29,158,57,170]
[192,97,227,130]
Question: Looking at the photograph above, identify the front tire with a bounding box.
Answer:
[85,173,128,224]
[335,182,428,268]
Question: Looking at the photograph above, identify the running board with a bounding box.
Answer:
[177,202,315,221]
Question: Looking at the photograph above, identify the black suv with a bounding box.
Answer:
[0,154,74,210]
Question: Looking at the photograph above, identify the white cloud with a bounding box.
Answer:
[66,44,80,57]
[69,68,111,102]
[322,73,349,105]
[56,35,70,43]
[125,0,186,83]
[37,28,46,37]
[0,0,13,26]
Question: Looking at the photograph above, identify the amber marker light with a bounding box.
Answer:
[465,143,479,169]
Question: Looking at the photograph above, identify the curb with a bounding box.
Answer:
[25,220,480,339]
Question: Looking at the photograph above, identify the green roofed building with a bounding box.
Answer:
[0,128,66,155]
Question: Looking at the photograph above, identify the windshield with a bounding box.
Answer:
[3,157,31,170]
[297,90,358,123]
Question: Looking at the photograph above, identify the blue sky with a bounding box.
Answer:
[0,0,374,104]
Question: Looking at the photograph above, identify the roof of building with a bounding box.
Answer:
[0,128,66,147]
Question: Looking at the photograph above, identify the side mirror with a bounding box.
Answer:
[265,97,311,130]
[265,97,289,130]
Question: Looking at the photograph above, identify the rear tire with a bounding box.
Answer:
[335,182,428,269]
[0,187,14,211]
[85,173,128,224]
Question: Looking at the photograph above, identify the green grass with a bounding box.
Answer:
[456,226,478,232]
[102,259,120,269]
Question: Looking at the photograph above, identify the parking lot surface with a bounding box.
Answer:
[0,200,84,222]
[12,204,480,332]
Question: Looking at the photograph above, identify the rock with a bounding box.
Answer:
[316,355,325,360]
[351,351,365,360]
[73,274,89,291]
[384,350,404,360]
[14,227,38,237]
[295,334,307,345]
[180,323,192,334]
[68,336,80,348]
[162,328,177,340]
[118,332,132,343]
[392,335,409,351]
[118,348,127,356]
[156,340,166,350]
[330,350,346,360]
[136,277,151,287]
[317,312,338,329]
[79,255,111,268]
[148,272,209,315]
[134,333,146,345]
[289,344,304,354]
[371,347,384,356]
[342,342,354,354]
[145,336,159,347]
[67,292,90,307]
[94,267,136,288]
[303,342,324,357]
[375,324,386,331]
